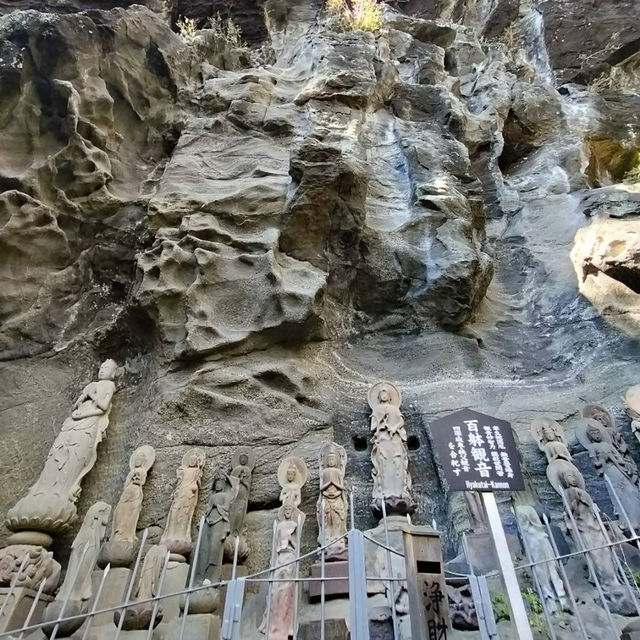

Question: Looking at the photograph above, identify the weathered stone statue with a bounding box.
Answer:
[317,442,348,560]
[194,474,238,586]
[369,381,414,516]
[43,502,111,638]
[160,448,206,560]
[226,449,256,561]
[259,501,303,640]
[577,420,640,531]
[531,417,572,463]
[464,492,486,532]
[100,445,155,567]
[278,456,307,509]
[0,545,61,594]
[583,404,639,481]
[7,361,117,543]
[115,544,167,630]
[547,459,632,613]
[624,385,640,443]
[515,506,569,612]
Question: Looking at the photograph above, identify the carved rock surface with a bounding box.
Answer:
[0,0,640,618]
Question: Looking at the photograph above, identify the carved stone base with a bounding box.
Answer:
[158,562,189,622]
[115,602,163,630]
[6,494,77,537]
[6,531,54,548]
[91,567,131,627]
[42,598,87,638]
[0,586,53,633]
[99,540,138,568]
[298,618,349,640]
[160,613,220,640]
[308,561,349,601]
[371,496,416,517]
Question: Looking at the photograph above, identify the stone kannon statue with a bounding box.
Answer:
[100,445,155,567]
[7,361,117,544]
[515,506,569,612]
[368,381,415,516]
[464,492,487,532]
[547,459,632,613]
[624,385,640,443]
[583,404,639,481]
[577,420,640,532]
[317,442,348,560]
[115,544,168,630]
[160,448,206,560]
[226,449,256,561]
[531,417,570,463]
[259,501,304,640]
[43,502,111,638]
[278,456,308,509]
[188,449,256,615]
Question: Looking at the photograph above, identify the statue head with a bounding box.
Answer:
[587,424,603,443]
[564,469,581,488]
[378,387,390,404]
[98,359,118,381]
[541,424,556,441]
[131,469,146,485]
[283,501,294,520]
[326,452,338,468]
[286,464,296,483]
[239,453,248,466]
[213,476,226,492]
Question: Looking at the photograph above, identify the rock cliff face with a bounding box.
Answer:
[0,0,639,607]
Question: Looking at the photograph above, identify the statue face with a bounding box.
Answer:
[379,388,390,403]
[214,478,225,491]
[326,453,338,467]
[189,454,199,467]
[588,426,602,442]
[131,470,144,484]
[239,454,248,466]
[566,471,579,487]
[98,359,117,380]
[286,466,296,482]
[541,425,555,440]
[283,503,293,519]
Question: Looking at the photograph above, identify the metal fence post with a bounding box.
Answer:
[348,529,369,640]
[220,577,245,640]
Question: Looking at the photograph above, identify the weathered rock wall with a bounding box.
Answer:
[0,0,639,598]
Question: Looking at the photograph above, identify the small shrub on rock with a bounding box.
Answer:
[326,0,382,33]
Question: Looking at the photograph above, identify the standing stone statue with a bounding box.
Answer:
[194,474,238,587]
[259,501,304,640]
[226,449,256,561]
[547,459,632,613]
[160,449,205,560]
[624,385,640,442]
[464,492,487,532]
[278,457,307,509]
[515,506,569,612]
[100,445,155,567]
[582,404,639,480]
[317,442,348,560]
[577,420,640,531]
[368,381,415,516]
[115,544,168,630]
[42,502,111,638]
[531,417,569,461]
[7,361,117,543]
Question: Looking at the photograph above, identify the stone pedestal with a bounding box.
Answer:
[158,613,220,640]
[0,586,53,633]
[158,562,189,622]
[298,618,349,640]
[308,561,349,601]
[91,567,131,627]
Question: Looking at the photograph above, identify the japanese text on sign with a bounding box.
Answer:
[429,409,524,492]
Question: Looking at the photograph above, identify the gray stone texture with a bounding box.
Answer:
[0,0,640,635]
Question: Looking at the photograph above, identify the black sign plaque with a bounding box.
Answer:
[429,409,524,492]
